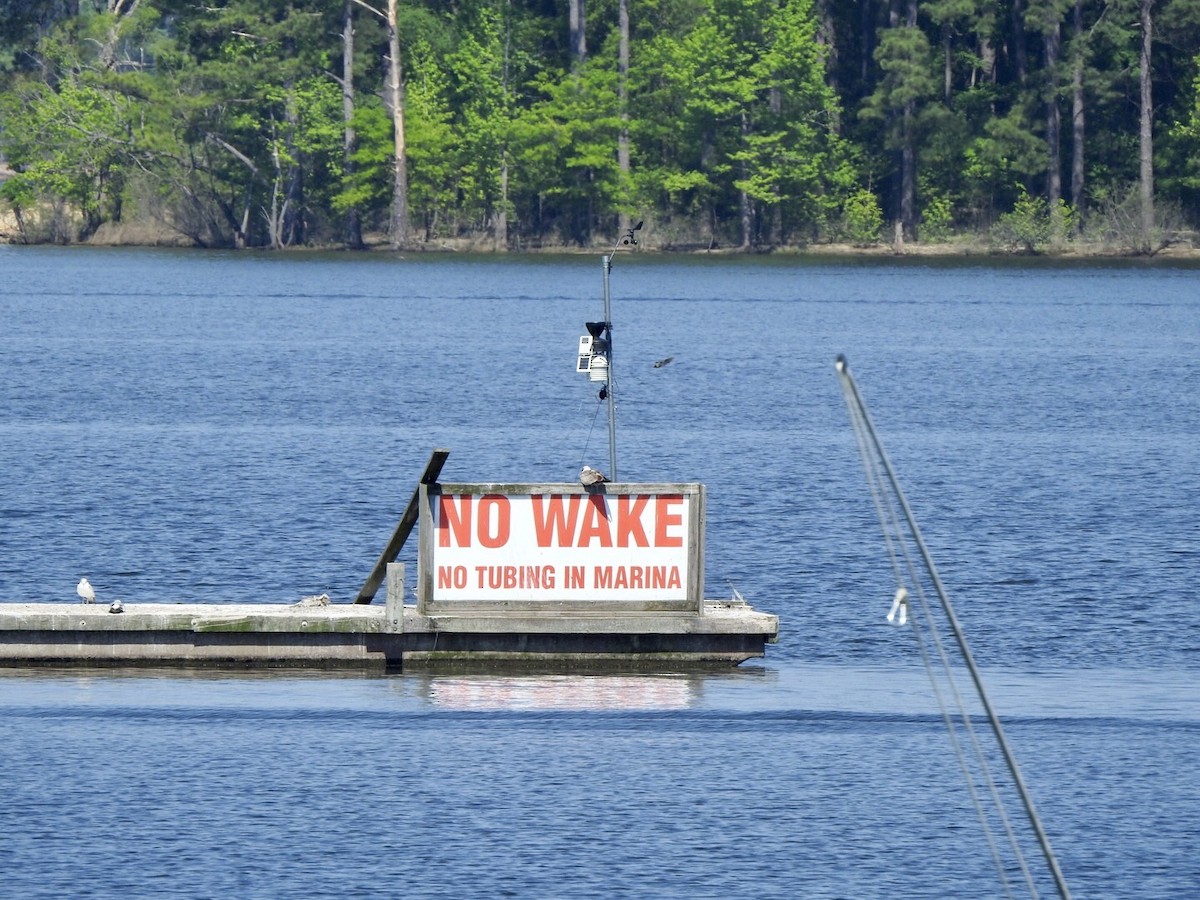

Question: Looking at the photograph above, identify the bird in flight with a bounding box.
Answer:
[77,577,96,604]
[579,465,608,486]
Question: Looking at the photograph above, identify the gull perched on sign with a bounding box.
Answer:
[579,465,608,486]
[77,577,96,604]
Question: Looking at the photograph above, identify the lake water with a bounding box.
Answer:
[1,245,1197,897]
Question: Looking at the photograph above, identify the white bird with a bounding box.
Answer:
[579,465,608,486]
[77,577,96,604]
[108,600,124,614]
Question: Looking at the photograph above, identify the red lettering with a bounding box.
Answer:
[577,495,613,547]
[616,495,650,547]
[655,496,684,547]
[477,495,510,549]
[439,496,472,547]
[531,494,582,547]
[438,565,468,589]
[594,566,613,589]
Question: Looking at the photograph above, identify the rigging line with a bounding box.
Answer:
[848,391,1037,897]
[835,356,1072,900]
[844,368,1040,898]
[906,600,1018,900]
[577,393,606,473]
[902,556,1040,899]
[842,379,906,585]
[866,447,1037,895]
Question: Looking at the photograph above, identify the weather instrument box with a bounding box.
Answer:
[576,323,610,382]
[576,335,596,373]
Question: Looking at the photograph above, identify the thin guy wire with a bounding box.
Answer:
[577,393,606,474]
[841,360,1065,896]
[844,389,1018,895]
[840,367,1041,897]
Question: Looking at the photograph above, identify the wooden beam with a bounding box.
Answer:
[354,449,449,604]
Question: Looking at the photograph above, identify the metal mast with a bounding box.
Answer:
[597,221,642,482]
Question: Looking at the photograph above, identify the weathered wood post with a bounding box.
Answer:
[355,449,449,604]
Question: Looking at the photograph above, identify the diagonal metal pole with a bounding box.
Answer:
[835,355,1072,900]
[354,448,450,604]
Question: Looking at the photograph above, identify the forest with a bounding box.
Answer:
[2,0,1200,252]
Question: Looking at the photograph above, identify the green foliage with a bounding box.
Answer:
[991,188,1076,252]
[2,0,1200,248]
[862,27,938,129]
[0,73,137,238]
[920,190,955,243]
[636,0,852,245]
[406,36,457,233]
[841,189,883,245]
[334,102,393,218]
[951,97,1050,225]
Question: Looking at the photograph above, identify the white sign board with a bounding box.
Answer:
[418,483,704,613]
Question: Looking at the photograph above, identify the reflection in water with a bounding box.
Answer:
[425,674,696,710]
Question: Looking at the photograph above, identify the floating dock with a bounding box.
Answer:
[0,469,779,671]
[0,587,777,672]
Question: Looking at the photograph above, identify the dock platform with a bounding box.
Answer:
[0,598,778,671]
[4,469,782,671]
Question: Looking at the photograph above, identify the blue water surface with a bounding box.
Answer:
[1,246,1198,898]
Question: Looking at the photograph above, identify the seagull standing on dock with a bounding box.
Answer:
[580,465,608,486]
[77,577,96,604]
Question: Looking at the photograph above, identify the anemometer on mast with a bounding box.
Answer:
[575,220,643,483]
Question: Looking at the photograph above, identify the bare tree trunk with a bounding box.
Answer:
[617,0,630,234]
[98,0,141,69]
[283,92,304,246]
[1012,0,1028,83]
[494,0,512,251]
[739,111,752,250]
[496,155,509,250]
[942,24,952,101]
[1138,0,1154,240]
[886,0,918,241]
[569,0,586,68]
[386,0,410,249]
[342,0,364,249]
[1045,21,1062,207]
[815,0,836,74]
[861,0,874,83]
[1070,0,1085,212]
[903,0,917,240]
[979,36,996,86]
[900,102,915,239]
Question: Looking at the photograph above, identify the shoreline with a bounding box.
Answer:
[3,213,1198,261]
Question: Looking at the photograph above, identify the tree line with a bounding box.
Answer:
[2,0,1199,252]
